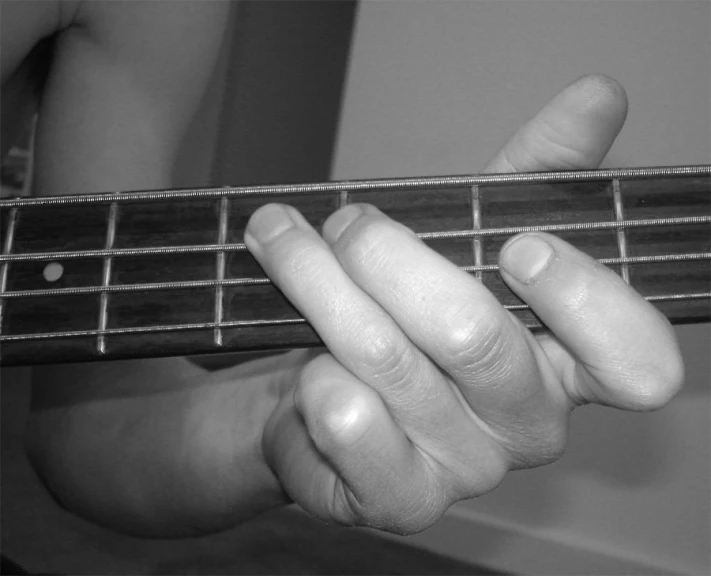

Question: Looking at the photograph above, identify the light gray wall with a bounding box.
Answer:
[334,2,710,574]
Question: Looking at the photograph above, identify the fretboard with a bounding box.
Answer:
[1,165,709,366]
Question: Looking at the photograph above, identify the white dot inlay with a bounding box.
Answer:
[43,262,64,282]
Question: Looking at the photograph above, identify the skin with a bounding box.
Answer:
[2,1,683,538]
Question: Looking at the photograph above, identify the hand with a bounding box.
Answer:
[245,75,683,534]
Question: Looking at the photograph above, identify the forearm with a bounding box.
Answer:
[26,352,305,537]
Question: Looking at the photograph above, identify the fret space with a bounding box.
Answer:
[226,192,340,242]
[11,205,109,252]
[621,176,710,323]
[108,330,216,360]
[220,284,318,350]
[7,258,104,290]
[3,294,99,335]
[623,176,711,255]
[1,208,11,245]
[226,250,267,280]
[106,288,214,329]
[113,200,218,248]
[112,252,215,284]
[223,284,301,323]
[348,186,472,233]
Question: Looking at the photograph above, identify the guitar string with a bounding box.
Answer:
[0,252,709,300]
[1,164,709,208]
[0,214,708,263]
[2,293,710,344]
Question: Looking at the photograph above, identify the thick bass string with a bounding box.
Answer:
[1,165,709,366]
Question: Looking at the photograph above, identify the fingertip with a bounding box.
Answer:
[562,73,628,124]
[616,317,685,412]
[483,74,628,174]
[499,233,556,285]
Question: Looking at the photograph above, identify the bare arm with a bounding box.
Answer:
[26,1,292,537]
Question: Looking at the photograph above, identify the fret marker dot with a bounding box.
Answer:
[43,262,64,282]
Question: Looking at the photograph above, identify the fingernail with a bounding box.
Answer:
[324,204,384,244]
[322,204,364,244]
[245,204,300,245]
[500,234,555,284]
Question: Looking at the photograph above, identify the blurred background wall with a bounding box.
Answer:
[332,2,710,575]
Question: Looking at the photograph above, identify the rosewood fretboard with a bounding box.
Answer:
[1,165,709,366]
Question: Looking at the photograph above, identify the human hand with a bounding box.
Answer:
[246,75,683,534]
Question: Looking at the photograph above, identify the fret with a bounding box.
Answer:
[0,208,19,331]
[0,165,708,366]
[97,201,119,354]
[214,197,229,346]
[612,179,630,283]
[470,185,484,281]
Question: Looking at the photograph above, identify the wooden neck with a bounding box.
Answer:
[1,165,709,366]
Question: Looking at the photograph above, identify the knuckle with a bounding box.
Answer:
[342,490,444,535]
[356,327,416,386]
[531,425,569,467]
[440,306,512,379]
[502,424,569,470]
[327,468,448,535]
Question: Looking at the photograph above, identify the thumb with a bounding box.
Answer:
[483,74,628,173]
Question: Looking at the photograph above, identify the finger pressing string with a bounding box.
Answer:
[499,232,684,411]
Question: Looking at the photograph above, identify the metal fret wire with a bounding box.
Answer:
[0,208,18,329]
[214,197,229,346]
[2,292,709,344]
[1,252,708,300]
[470,185,483,282]
[612,179,631,284]
[1,165,708,209]
[97,201,118,353]
[1,214,708,263]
